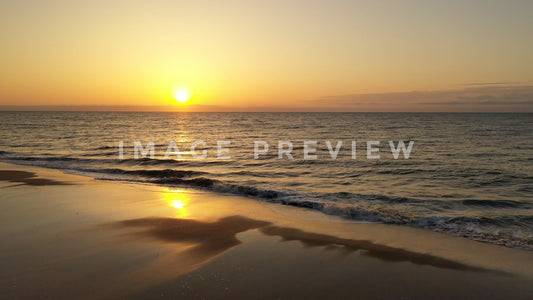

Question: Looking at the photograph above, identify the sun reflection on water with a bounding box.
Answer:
[161,189,190,218]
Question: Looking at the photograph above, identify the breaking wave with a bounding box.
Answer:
[1,151,533,250]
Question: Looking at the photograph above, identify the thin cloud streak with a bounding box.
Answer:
[313,85,533,111]
[459,82,521,86]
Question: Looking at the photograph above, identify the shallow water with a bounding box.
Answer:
[1,112,532,249]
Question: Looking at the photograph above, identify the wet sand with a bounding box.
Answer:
[1,162,533,299]
[0,170,73,186]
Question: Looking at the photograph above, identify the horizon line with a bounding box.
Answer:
[0,105,531,113]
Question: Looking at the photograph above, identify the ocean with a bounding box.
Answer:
[1,111,532,249]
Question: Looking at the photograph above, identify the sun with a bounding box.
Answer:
[174,90,190,103]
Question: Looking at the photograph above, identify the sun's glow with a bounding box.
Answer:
[174,90,190,103]
[171,200,184,209]
[161,190,190,218]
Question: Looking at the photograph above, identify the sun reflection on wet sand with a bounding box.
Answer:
[161,189,190,218]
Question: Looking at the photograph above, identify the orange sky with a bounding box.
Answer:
[1,1,532,111]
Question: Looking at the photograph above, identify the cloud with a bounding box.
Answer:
[460,82,520,86]
[313,85,533,111]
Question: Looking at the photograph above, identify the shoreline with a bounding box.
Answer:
[1,161,533,298]
[1,158,532,251]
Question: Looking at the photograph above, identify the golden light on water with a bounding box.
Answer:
[171,200,185,209]
[162,190,190,218]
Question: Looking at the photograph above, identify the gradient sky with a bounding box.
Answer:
[1,0,532,111]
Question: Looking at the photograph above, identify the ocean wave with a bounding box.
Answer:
[274,200,533,249]
[80,168,204,179]
[1,154,532,250]
[0,155,184,168]
[412,215,533,250]
[330,192,418,203]
[92,146,116,150]
[461,199,531,208]
[154,177,281,199]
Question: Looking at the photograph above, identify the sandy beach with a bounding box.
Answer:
[1,161,533,299]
